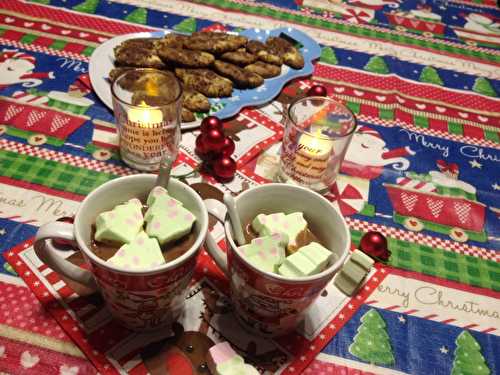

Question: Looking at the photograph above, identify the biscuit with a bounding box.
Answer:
[157,47,215,68]
[183,89,211,112]
[186,33,248,54]
[244,61,281,78]
[108,67,135,83]
[114,44,165,69]
[265,37,304,69]
[220,51,257,66]
[155,33,189,49]
[181,108,196,122]
[175,68,233,97]
[214,60,263,89]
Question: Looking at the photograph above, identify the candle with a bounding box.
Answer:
[121,102,165,160]
[294,130,333,184]
[128,102,163,125]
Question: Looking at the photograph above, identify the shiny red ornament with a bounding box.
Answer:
[204,129,225,152]
[195,134,210,159]
[201,116,223,133]
[213,156,237,180]
[221,136,235,157]
[307,84,327,97]
[359,231,390,261]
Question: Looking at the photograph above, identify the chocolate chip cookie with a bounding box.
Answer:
[175,68,233,97]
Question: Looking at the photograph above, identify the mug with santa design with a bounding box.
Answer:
[277,96,357,193]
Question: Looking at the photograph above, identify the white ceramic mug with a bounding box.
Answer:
[204,183,350,336]
[34,174,208,331]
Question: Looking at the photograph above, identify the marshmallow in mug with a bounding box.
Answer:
[237,233,287,273]
[108,231,165,270]
[251,212,307,253]
[207,342,259,375]
[278,242,332,277]
[145,186,196,245]
[95,198,144,244]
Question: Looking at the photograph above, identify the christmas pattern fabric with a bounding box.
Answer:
[0,0,499,374]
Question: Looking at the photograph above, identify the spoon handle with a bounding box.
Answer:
[155,155,173,187]
[223,192,246,246]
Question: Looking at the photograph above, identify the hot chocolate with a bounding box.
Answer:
[90,186,197,270]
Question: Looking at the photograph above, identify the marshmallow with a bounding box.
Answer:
[95,198,144,244]
[278,242,332,277]
[145,189,196,245]
[144,186,182,221]
[334,250,374,295]
[107,231,165,270]
[207,342,259,375]
[251,212,308,252]
[238,233,287,273]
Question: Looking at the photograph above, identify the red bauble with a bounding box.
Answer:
[204,129,225,152]
[201,116,223,133]
[195,134,209,159]
[213,156,237,180]
[359,231,390,261]
[307,84,327,97]
[221,137,235,157]
[54,216,76,247]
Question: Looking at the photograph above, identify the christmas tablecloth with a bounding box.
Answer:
[0,0,499,374]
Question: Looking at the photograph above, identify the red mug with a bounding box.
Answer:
[34,174,208,331]
[205,183,350,336]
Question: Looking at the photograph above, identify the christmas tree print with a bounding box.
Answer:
[472,77,497,97]
[125,8,148,24]
[174,18,197,33]
[30,0,51,4]
[419,66,443,86]
[349,309,395,366]
[364,56,390,74]
[451,331,490,375]
[72,0,99,13]
[320,47,338,65]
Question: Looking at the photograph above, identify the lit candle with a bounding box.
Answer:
[128,102,163,124]
[121,102,165,160]
[295,129,333,184]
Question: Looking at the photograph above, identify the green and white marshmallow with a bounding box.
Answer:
[95,198,144,244]
[144,186,196,245]
[278,242,332,277]
[237,233,288,273]
[107,231,165,270]
[251,212,307,252]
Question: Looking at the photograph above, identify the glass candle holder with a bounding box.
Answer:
[111,68,182,171]
[277,97,356,193]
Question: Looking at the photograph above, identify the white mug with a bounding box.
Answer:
[34,174,208,331]
[204,183,350,336]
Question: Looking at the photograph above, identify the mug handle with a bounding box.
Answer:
[203,199,230,277]
[34,222,97,290]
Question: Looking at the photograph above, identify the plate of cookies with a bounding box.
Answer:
[89,27,321,129]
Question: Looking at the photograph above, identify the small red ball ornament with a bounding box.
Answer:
[213,156,236,180]
[221,137,235,157]
[204,129,225,151]
[201,116,223,133]
[307,84,327,97]
[359,231,390,261]
[195,134,208,156]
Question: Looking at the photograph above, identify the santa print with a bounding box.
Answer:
[0,49,55,90]
[341,126,415,180]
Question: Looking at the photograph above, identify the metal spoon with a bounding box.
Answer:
[223,192,246,246]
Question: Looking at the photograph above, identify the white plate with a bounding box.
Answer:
[89,29,320,130]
